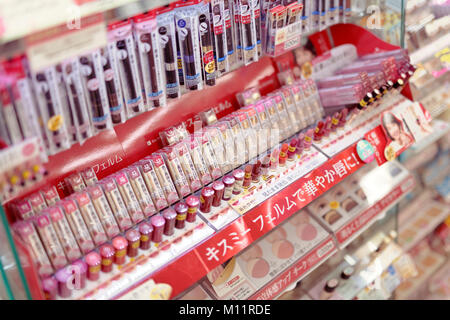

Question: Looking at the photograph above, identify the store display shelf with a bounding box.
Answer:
[395,249,447,300]
[410,32,450,64]
[0,0,172,45]
[409,120,450,153]
[252,173,414,300]
[337,174,415,249]
[399,201,449,252]
[70,96,419,300]
[108,143,365,300]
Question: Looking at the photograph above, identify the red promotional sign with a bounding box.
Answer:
[365,125,389,165]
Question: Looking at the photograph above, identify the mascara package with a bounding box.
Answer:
[78,50,113,133]
[233,0,243,63]
[133,11,167,108]
[100,46,126,124]
[108,20,145,117]
[329,0,338,25]
[319,0,329,30]
[175,1,203,91]
[312,0,320,30]
[32,66,71,155]
[301,0,312,32]
[197,0,217,86]
[156,6,181,99]
[61,59,92,144]
[239,0,258,65]
[250,0,262,58]
[211,0,229,75]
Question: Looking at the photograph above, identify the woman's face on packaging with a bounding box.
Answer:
[386,121,401,140]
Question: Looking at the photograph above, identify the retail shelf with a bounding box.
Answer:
[251,173,415,300]
[0,0,173,45]
[410,32,450,64]
[409,120,450,153]
[395,248,447,300]
[399,201,449,252]
[66,96,420,300]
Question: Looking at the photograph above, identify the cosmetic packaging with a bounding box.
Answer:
[73,191,107,246]
[239,0,258,65]
[85,251,101,281]
[100,244,115,273]
[28,192,47,213]
[195,131,224,180]
[138,158,169,210]
[149,154,180,204]
[198,0,217,85]
[78,50,113,131]
[222,175,235,200]
[174,141,202,192]
[174,202,189,229]
[100,177,133,231]
[163,208,177,236]
[175,2,203,91]
[133,11,166,108]
[55,267,72,298]
[125,166,157,218]
[61,199,95,254]
[46,206,81,262]
[232,168,245,194]
[86,185,120,238]
[113,172,145,224]
[212,180,225,207]
[159,147,191,198]
[108,20,144,116]
[65,172,86,194]
[156,6,181,98]
[112,236,128,265]
[211,0,229,74]
[151,215,165,243]
[81,167,98,187]
[200,187,215,213]
[125,229,141,257]
[186,195,200,222]
[224,0,237,67]
[14,221,53,277]
[13,199,34,220]
[139,221,153,249]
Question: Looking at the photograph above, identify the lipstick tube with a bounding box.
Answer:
[71,260,87,289]
[338,108,348,129]
[261,155,271,180]
[243,165,253,189]
[55,267,73,298]
[232,169,245,194]
[126,229,141,258]
[139,222,153,250]
[212,0,228,74]
[287,138,297,161]
[85,251,101,281]
[139,159,168,211]
[331,112,340,132]
[174,202,188,229]
[304,129,314,150]
[100,244,115,273]
[149,154,179,205]
[212,181,225,207]
[125,166,157,218]
[323,116,332,138]
[314,121,325,142]
[41,186,60,207]
[279,144,289,166]
[252,160,262,183]
[186,195,200,222]
[200,187,215,213]
[42,277,57,300]
[151,215,165,243]
[114,172,145,224]
[222,175,235,200]
[112,236,128,265]
[162,209,177,237]
[270,148,280,171]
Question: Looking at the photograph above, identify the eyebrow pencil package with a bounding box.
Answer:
[223,0,237,67]
[239,0,258,65]
[233,0,243,63]
[329,0,338,25]
[133,11,167,108]
[32,66,70,155]
[312,0,320,30]
[197,0,217,86]
[100,46,126,124]
[300,0,312,32]
[54,64,78,146]
[78,50,112,133]
[108,20,145,117]
[211,0,229,75]
[250,0,262,58]
[61,59,92,144]
[175,2,203,91]
[320,0,329,30]
[156,6,181,99]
